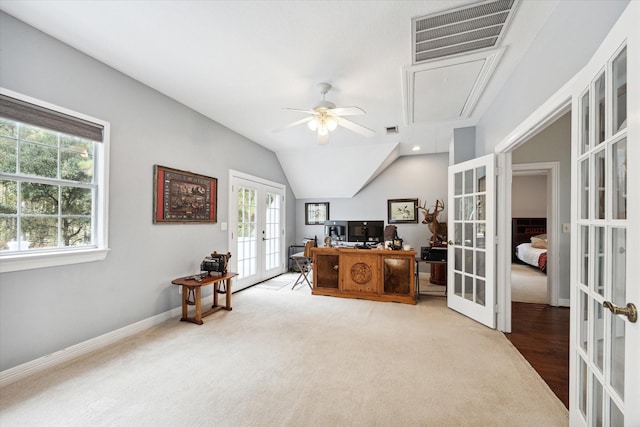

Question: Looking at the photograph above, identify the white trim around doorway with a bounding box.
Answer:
[228,169,288,290]
[494,79,572,333]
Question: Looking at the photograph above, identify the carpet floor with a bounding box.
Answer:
[511,263,547,304]
[0,273,567,426]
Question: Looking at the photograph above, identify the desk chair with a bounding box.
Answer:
[291,240,315,289]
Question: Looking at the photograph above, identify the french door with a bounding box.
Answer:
[447,154,496,328]
[570,3,639,425]
[229,171,286,291]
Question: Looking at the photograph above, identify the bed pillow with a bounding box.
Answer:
[531,235,548,249]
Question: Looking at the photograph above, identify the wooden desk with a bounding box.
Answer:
[311,247,416,305]
[171,272,237,324]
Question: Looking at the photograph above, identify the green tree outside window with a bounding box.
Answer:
[0,118,96,251]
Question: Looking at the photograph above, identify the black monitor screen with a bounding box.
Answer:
[347,220,384,243]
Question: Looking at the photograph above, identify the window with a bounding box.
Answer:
[0,89,110,272]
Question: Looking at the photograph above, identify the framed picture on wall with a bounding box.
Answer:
[305,202,329,225]
[387,198,418,224]
[153,165,217,223]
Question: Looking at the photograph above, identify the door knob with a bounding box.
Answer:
[448,240,454,245]
[603,301,637,323]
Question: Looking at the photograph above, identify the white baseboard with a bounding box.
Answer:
[558,298,570,307]
[0,305,183,388]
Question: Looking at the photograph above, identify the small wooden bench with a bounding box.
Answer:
[171,272,237,324]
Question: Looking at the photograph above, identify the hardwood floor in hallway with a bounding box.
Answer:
[505,302,570,408]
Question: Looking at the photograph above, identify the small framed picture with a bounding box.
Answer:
[305,202,329,225]
[387,198,418,224]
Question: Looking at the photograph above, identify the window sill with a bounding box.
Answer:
[0,248,110,273]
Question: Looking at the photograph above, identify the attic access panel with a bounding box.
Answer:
[413,59,485,122]
[403,47,504,124]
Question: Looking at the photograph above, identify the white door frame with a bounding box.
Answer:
[228,169,287,290]
[511,161,561,309]
[494,5,640,426]
[495,85,572,332]
[494,6,639,423]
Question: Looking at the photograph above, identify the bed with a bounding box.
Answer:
[512,218,547,273]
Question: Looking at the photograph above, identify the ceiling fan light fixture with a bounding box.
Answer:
[326,115,338,131]
[278,82,374,144]
[317,123,329,136]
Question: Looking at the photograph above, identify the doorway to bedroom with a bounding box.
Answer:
[509,111,570,308]
[505,111,571,408]
[511,171,549,305]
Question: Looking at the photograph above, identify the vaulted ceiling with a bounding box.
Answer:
[0,0,558,198]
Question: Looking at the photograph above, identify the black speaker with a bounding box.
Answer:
[421,246,447,262]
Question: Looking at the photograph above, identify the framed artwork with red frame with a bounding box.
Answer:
[153,165,217,223]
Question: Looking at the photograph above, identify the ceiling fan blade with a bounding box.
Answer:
[283,107,318,115]
[273,116,314,133]
[336,117,375,137]
[329,106,365,116]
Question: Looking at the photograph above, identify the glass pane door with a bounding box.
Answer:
[229,172,286,291]
[572,36,638,426]
[448,153,495,328]
[237,186,258,281]
[263,191,283,277]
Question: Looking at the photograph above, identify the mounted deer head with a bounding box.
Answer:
[418,199,448,244]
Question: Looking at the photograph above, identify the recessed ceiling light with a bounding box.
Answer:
[412,145,421,151]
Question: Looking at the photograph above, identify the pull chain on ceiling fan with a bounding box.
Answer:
[275,83,375,144]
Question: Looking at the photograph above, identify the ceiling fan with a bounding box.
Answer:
[275,83,375,144]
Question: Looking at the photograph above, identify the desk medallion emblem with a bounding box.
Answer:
[350,262,372,284]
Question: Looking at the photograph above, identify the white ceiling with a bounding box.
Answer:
[0,0,558,198]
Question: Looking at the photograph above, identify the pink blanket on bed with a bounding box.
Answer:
[538,252,547,272]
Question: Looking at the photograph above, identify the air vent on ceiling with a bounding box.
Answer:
[412,0,516,63]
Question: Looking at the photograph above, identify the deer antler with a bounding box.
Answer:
[418,200,432,224]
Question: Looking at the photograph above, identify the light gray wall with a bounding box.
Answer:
[297,153,449,253]
[0,12,296,371]
[513,112,570,301]
[512,175,547,218]
[475,0,628,155]
[452,127,476,165]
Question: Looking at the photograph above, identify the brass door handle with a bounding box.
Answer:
[603,301,637,323]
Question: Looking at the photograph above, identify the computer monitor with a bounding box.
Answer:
[347,220,384,245]
[324,220,347,242]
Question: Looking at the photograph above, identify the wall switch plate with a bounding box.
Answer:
[562,223,571,233]
[221,222,228,231]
